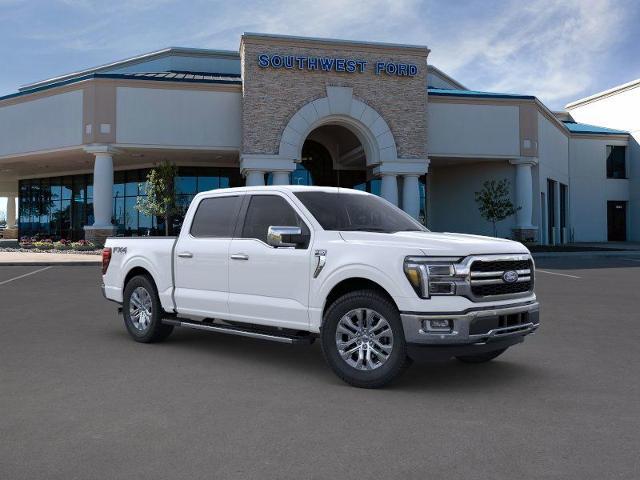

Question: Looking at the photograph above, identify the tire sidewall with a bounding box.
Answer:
[123,275,163,342]
[321,290,409,387]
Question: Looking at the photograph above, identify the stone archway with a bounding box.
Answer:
[278,86,398,166]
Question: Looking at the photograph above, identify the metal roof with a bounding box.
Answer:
[562,121,628,135]
[19,47,240,92]
[428,87,535,100]
[0,71,241,103]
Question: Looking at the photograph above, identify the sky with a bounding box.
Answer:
[1,0,640,214]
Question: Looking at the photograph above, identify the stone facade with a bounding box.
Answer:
[240,34,429,161]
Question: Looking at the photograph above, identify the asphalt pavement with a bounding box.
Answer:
[1,257,639,479]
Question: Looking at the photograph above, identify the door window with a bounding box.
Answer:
[190,196,242,238]
[241,195,309,246]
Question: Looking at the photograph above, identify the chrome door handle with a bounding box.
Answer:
[178,252,193,258]
[230,253,249,261]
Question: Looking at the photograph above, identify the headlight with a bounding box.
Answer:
[403,256,464,298]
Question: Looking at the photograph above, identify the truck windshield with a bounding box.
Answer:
[294,191,427,233]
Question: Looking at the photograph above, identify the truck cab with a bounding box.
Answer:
[102,186,539,388]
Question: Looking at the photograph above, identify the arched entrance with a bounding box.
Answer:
[291,124,380,194]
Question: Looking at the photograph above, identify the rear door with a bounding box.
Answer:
[227,193,312,329]
[607,201,627,241]
[174,194,243,318]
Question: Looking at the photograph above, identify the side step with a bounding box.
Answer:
[161,318,314,345]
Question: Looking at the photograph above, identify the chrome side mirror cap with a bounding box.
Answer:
[267,226,304,248]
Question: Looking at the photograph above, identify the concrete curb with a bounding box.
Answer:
[532,251,640,259]
[0,261,101,266]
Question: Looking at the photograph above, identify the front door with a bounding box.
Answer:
[174,194,243,318]
[607,201,627,241]
[228,193,312,329]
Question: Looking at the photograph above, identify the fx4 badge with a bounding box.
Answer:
[113,247,127,254]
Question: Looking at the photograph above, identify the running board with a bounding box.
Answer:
[161,318,314,345]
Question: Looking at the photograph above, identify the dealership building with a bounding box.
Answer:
[0,33,637,244]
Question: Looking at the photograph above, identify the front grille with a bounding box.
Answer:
[469,258,533,298]
[470,259,532,272]
[471,281,532,297]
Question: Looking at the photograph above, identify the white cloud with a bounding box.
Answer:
[426,0,628,107]
[2,0,634,109]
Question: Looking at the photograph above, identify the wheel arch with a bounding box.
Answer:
[322,277,399,319]
[123,266,156,291]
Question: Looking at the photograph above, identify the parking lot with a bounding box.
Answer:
[1,257,639,479]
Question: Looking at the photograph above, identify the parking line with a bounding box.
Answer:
[0,266,52,286]
[536,269,581,279]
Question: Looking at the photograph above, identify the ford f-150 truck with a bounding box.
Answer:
[101,186,539,388]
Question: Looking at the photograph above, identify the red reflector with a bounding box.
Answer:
[102,248,112,275]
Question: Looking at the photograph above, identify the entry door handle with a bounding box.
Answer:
[230,253,249,261]
[178,252,193,258]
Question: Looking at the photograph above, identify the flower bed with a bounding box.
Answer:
[0,237,102,255]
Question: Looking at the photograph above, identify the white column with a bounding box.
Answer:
[91,152,114,227]
[271,171,290,185]
[401,175,420,219]
[245,170,265,186]
[512,160,535,228]
[380,174,398,206]
[6,195,17,228]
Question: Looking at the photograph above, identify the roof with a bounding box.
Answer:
[19,47,240,92]
[562,121,628,135]
[427,66,467,90]
[565,78,640,109]
[428,87,535,100]
[0,71,241,103]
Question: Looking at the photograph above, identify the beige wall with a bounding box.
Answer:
[240,36,428,159]
[427,102,520,157]
[115,86,242,148]
[0,90,83,157]
[429,161,517,237]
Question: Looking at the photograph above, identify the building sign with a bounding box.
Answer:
[257,53,418,77]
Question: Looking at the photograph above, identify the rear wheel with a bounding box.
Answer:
[456,348,507,364]
[321,290,411,388]
[123,275,173,343]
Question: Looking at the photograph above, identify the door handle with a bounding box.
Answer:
[178,252,193,258]
[230,253,249,261]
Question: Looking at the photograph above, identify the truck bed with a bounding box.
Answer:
[102,237,177,311]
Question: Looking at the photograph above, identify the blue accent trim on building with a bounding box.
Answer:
[0,72,242,103]
[427,87,536,100]
[561,121,628,135]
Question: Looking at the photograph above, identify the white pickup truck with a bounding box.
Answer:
[102,185,539,388]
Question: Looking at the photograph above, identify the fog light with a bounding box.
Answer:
[423,319,452,332]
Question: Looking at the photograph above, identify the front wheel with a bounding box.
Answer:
[321,290,411,388]
[456,348,507,364]
[123,275,173,343]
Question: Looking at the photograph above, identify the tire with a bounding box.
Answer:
[122,275,173,343]
[456,348,507,364]
[321,289,411,388]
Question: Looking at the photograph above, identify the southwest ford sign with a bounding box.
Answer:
[257,54,418,77]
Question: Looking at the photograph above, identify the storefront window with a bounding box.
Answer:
[18,166,242,240]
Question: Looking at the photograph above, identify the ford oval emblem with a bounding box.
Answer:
[502,270,519,283]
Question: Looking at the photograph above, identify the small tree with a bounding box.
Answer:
[474,179,520,237]
[136,161,179,236]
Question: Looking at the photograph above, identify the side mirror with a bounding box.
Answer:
[267,226,308,248]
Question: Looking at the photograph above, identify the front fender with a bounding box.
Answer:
[311,262,408,311]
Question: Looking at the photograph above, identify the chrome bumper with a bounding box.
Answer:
[401,301,540,345]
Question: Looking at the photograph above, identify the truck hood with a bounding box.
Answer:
[339,231,529,257]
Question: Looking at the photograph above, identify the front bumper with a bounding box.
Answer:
[401,301,539,361]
